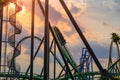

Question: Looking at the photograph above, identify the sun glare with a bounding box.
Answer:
[9,2,26,14]
[21,5,26,13]
[41,0,44,2]
[9,3,15,9]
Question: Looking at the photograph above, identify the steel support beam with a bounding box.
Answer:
[54,41,56,79]
[59,0,114,79]
[30,0,35,79]
[0,7,3,73]
[44,0,50,80]
[4,5,8,74]
[37,0,74,79]
[26,38,44,74]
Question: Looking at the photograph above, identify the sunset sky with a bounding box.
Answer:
[1,0,120,75]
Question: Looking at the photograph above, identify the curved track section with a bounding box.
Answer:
[79,48,92,72]
[7,0,22,74]
[108,42,120,73]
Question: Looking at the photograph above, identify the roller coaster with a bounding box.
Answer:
[0,0,120,80]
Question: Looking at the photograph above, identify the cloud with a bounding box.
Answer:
[2,0,120,74]
[89,41,109,58]
[102,22,120,34]
[15,45,63,75]
[70,5,81,14]
[114,0,120,6]
[69,1,87,17]
[92,58,109,71]
[49,5,63,23]
[103,22,109,26]
[17,9,44,35]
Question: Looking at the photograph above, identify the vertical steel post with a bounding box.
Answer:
[37,0,73,79]
[30,0,35,79]
[25,38,44,74]
[0,7,3,73]
[54,41,56,80]
[91,59,94,80]
[59,0,103,71]
[4,6,8,73]
[13,3,17,74]
[44,0,50,79]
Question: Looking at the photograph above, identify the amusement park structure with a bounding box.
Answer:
[79,48,93,80]
[0,0,120,80]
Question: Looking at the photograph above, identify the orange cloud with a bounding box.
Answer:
[17,7,44,35]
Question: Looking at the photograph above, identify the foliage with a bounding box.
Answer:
[111,32,120,44]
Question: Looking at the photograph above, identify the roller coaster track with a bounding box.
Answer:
[1,0,120,79]
[108,40,120,77]
[107,57,120,79]
[108,47,120,79]
[79,48,92,73]
[51,27,86,80]
[12,36,64,79]
[7,0,22,76]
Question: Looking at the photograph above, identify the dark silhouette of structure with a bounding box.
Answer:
[0,0,120,80]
